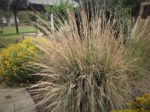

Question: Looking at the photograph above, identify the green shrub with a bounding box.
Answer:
[0,38,41,86]
[130,94,150,110]
[112,94,150,112]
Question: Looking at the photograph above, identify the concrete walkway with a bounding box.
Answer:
[0,85,37,112]
[21,32,43,37]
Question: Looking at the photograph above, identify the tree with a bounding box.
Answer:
[0,0,12,26]
[0,0,10,11]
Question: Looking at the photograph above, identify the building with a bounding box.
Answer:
[140,0,150,18]
[10,0,78,11]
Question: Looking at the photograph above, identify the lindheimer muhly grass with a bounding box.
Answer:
[30,10,150,112]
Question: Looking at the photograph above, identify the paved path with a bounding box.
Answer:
[0,85,37,112]
[21,32,43,37]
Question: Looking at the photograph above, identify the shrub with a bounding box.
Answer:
[0,38,41,86]
[130,94,150,110]
[112,94,150,112]
[32,10,150,112]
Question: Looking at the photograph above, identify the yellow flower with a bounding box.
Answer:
[0,37,44,86]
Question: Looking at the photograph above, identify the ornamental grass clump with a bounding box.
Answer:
[32,11,150,112]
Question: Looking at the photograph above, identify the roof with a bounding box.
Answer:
[28,0,61,5]
[28,0,78,7]
[142,0,150,2]
[10,0,79,11]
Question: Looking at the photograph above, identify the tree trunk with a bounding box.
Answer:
[14,11,19,34]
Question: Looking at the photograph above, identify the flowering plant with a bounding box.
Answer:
[0,38,41,86]
[112,94,150,112]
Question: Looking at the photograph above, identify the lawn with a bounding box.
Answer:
[0,25,36,48]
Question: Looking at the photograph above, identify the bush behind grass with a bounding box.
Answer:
[32,11,150,112]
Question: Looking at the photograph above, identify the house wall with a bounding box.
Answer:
[142,0,150,2]
[140,0,150,18]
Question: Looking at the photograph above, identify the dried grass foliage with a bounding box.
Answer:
[30,11,150,112]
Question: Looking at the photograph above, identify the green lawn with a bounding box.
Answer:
[0,26,36,48]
